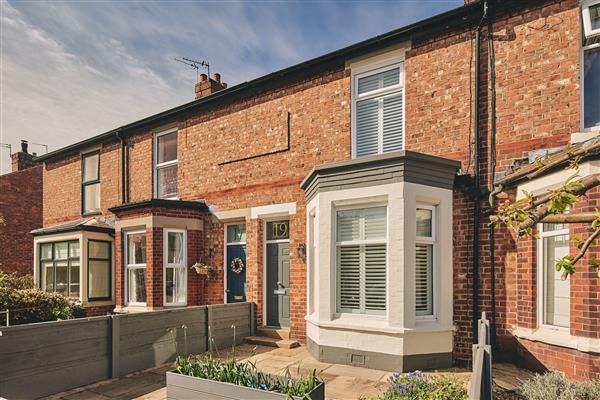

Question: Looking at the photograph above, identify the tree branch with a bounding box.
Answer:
[539,213,598,223]
[517,173,600,232]
[561,227,600,280]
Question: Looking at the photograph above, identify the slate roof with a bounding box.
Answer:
[495,135,600,187]
[31,216,115,236]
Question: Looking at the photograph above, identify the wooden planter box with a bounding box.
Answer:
[166,371,325,400]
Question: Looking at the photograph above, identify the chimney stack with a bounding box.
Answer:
[11,139,38,172]
[195,72,227,99]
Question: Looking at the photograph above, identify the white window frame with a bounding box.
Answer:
[581,1,600,131]
[334,203,388,316]
[582,0,600,39]
[223,222,247,304]
[351,58,405,158]
[415,204,437,320]
[125,230,147,306]
[153,128,178,199]
[536,223,571,331]
[163,228,187,306]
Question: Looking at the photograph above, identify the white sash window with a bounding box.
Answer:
[538,223,570,328]
[164,229,187,306]
[353,63,404,157]
[336,206,387,315]
[154,128,178,199]
[415,205,436,317]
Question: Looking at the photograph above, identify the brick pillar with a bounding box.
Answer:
[114,231,124,307]
[187,228,205,305]
[289,206,307,341]
[146,227,164,309]
[516,235,536,329]
[245,218,263,327]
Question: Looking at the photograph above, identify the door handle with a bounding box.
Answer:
[277,281,284,288]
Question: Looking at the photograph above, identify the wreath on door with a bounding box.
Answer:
[231,257,245,274]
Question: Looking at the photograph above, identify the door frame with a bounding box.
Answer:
[262,218,290,328]
[224,222,247,304]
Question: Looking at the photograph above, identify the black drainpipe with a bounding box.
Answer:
[116,129,127,204]
[487,10,497,347]
[472,2,487,344]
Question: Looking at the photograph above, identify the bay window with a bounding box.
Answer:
[82,152,100,214]
[336,206,387,315]
[538,223,570,328]
[164,229,186,305]
[353,63,404,157]
[126,231,147,305]
[88,240,111,300]
[40,241,80,298]
[582,1,600,130]
[415,206,436,317]
[154,129,178,199]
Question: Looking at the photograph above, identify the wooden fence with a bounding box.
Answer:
[0,302,253,400]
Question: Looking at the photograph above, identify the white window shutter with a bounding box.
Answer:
[338,245,361,311]
[364,244,386,312]
[337,207,387,314]
[356,99,379,157]
[382,93,403,153]
[415,243,433,316]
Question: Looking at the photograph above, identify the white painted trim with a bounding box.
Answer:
[262,217,291,327]
[513,326,600,353]
[153,127,179,199]
[580,0,600,133]
[582,1,600,40]
[124,230,147,307]
[163,228,187,307]
[250,202,296,219]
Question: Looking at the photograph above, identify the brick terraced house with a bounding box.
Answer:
[12,0,600,379]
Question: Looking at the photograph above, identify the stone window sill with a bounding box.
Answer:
[306,314,454,335]
[513,326,600,354]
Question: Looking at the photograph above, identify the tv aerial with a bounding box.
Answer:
[174,57,210,81]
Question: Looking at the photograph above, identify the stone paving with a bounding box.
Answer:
[44,344,533,400]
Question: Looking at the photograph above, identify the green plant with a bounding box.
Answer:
[519,372,600,400]
[0,272,83,325]
[174,355,321,398]
[362,371,467,400]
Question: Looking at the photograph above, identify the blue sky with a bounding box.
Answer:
[0,0,463,173]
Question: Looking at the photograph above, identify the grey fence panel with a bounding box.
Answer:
[207,303,251,351]
[0,303,252,399]
[117,307,208,377]
[0,316,112,400]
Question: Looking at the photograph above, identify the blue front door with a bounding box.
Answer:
[227,244,246,302]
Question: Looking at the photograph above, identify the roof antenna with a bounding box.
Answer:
[174,57,210,81]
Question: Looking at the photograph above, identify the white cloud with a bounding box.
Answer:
[0,0,462,173]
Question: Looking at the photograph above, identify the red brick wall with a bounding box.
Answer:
[0,166,43,275]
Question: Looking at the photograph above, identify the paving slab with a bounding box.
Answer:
[42,345,537,400]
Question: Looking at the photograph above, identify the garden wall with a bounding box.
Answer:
[0,302,252,400]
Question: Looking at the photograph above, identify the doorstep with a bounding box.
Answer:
[245,327,299,349]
